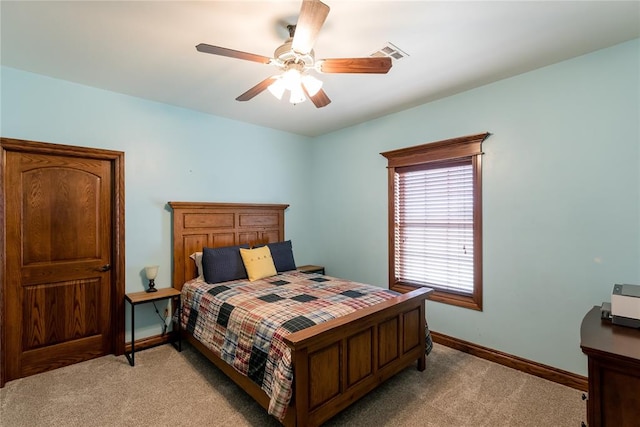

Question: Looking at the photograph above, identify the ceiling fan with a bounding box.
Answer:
[196,0,392,108]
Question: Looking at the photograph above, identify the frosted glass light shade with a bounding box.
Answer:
[302,74,323,96]
[145,265,159,280]
[267,77,286,100]
[281,68,301,88]
[289,85,306,104]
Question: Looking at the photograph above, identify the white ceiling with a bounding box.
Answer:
[2,1,639,137]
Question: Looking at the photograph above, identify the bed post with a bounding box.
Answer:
[292,347,309,427]
[418,299,427,371]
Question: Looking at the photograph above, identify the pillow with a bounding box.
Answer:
[189,252,203,279]
[239,246,277,281]
[266,240,296,272]
[202,245,249,284]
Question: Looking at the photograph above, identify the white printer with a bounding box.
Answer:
[611,284,640,328]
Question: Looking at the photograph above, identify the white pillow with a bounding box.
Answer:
[189,252,203,279]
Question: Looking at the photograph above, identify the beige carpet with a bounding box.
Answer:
[0,343,585,426]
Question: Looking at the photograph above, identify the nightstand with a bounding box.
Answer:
[124,287,181,366]
[297,265,325,275]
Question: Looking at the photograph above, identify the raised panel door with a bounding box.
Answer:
[4,150,114,380]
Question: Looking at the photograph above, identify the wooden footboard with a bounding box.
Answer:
[284,287,431,427]
[182,287,431,427]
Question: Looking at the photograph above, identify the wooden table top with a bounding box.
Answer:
[125,287,181,304]
[580,305,640,362]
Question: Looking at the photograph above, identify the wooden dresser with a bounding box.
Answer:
[580,306,640,426]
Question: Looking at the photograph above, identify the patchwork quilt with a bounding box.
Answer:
[180,270,432,421]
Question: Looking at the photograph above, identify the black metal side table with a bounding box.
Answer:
[124,287,182,366]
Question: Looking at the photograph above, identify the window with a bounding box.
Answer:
[381,133,489,310]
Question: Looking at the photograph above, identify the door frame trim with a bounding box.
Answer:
[0,137,125,387]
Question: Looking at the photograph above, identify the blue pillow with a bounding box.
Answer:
[202,244,249,284]
[267,240,296,272]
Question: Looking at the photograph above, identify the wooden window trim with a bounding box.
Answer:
[381,133,490,311]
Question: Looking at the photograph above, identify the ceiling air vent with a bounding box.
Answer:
[371,42,408,61]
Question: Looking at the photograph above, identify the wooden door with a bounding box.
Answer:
[1,138,125,385]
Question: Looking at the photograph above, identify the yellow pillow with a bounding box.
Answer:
[240,246,277,281]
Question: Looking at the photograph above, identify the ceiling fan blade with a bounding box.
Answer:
[196,43,271,64]
[303,87,331,108]
[318,57,393,74]
[291,0,330,55]
[236,76,278,102]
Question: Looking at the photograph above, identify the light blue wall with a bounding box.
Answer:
[2,38,638,376]
[310,39,640,376]
[1,67,315,338]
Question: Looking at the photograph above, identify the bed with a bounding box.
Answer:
[169,202,432,426]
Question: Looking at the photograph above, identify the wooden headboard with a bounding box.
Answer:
[168,202,289,290]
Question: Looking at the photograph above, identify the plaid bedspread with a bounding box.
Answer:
[179,270,432,421]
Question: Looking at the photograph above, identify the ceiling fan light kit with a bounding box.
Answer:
[266,62,323,104]
[196,0,392,108]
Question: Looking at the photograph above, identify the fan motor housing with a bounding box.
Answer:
[274,39,314,67]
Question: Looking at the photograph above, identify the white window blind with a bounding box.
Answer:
[394,160,474,294]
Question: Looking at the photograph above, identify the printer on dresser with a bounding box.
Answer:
[611,284,640,328]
